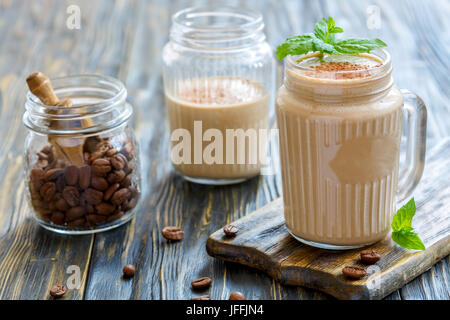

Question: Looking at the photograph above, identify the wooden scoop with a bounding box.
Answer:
[26,72,90,167]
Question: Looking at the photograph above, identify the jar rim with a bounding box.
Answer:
[172,6,263,32]
[169,6,265,50]
[26,74,127,110]
[23,74,132,135]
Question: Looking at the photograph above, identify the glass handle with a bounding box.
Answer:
[397,89,427,202]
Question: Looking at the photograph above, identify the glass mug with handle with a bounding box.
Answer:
[276,50,427,249]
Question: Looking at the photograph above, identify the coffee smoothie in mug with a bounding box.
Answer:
[276,21,427,249]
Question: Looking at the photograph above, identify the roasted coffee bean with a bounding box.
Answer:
[111,188,131,206]
[107,211,124,222]
[88,150,106,163]
[104,183,120,201]
[191,277,212,290]
[35,159,49,169]
[95,202,116,216]
[121,142,134,160]
[49,284,67,298]
[107,170,126,184]
[41,145,52,154]
[55,198,70,211]
[79,165,91,190]
[67,218,85,227]
[191,295,210,300]
[92,158,112,175]
[111,153,127,170]
[96,141,113,153]
[45,168,64,181]
[123,264,135,278]
[83,188,103,205]
[64,165,79,186]
[62,186,80,207]
[55,175,65,192]
[48,146,57,163]
[121,174,132,188]
[360,250,381,264]
[123,197,137,211]
[229,292,246,300]
[30,168,45,190]
[50,211,65,225]
[86,214,106,225]
[106,148,118,157]
[66,206,86,221]
[223,224,239,237]
[342,266,366,279]
[37,152,49,160]
[40,182,56,202]
[91,176,109,191]
[86,204,95,214]
[162,226,184,241]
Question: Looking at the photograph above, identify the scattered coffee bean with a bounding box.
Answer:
[95,202,116,216]
[62,186,80,207]
[342,266,366,279]
[191,295,210,300]
[37,151,48,160]
[360,250,381,264]
[66,206,86,221]
[83,188,103,205]
[30,168,44,190]
[107,170,126,184]
[191,277,212,290]
[92,158,112,175]
[123,264,136,278]
[55,198,70,211]
[162,226,184,241]
[91,176,109,191]
[111,188,131,206]
[104,183,120,201]
[64,165,79,186]
[45,168,64,181]
[111,153,127,170]
[40,182,56,202]
[49,284,67,298]
[223,224,239,237]
[106,148,118,157]
[79,165,91,190]
[229,292,246,300]
[50,211,65,225]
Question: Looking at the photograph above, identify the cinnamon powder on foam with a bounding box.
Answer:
[308,62,382,80]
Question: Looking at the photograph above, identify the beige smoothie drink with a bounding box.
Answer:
[166,77,269,182]
[276,52,403,247]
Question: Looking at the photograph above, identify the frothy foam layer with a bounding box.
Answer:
[176,77,266,106]
[296,54,383,79]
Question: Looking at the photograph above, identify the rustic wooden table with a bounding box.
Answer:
[0,0,448,300]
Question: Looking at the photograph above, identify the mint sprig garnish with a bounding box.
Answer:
[276,17,387,60]
[391,198,426,250]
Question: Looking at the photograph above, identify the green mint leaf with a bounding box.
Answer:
[391,198,416,232]
[332,38,387,54]
[392,230,426,251]
[276,34,317,60]
[276,16,387,60]
[391,198,426,250]
[314,18,329,41]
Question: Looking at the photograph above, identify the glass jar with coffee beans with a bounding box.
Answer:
[23,73,141,234]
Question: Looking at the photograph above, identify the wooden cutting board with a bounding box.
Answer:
[206,139,450,300]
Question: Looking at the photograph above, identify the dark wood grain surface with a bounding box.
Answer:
[207,139,450,300]
[0,0,448,300]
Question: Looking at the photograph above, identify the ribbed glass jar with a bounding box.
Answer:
[162,6,275,185]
